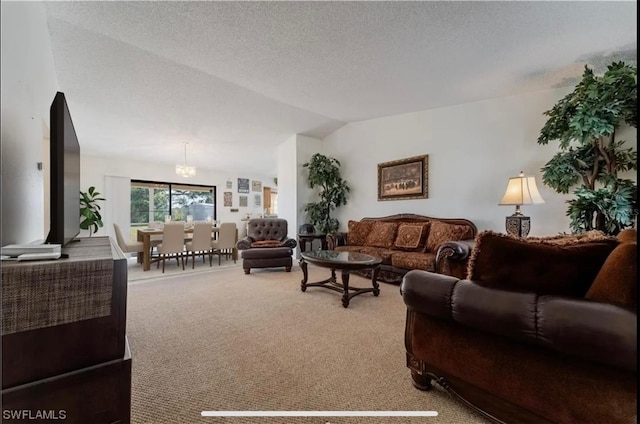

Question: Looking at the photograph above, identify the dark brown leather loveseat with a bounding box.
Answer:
[236,218,297,274]
[401,229,637,423]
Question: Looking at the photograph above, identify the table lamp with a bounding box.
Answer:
[499,171,545,237]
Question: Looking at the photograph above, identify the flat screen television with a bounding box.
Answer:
[45,92,81,246]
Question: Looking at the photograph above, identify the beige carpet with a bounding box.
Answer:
[127,253,239,282]
[127,264,491,424]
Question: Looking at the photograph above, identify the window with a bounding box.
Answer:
[131,181,170,225]
[170,184,215,221]
[130,180,216,237]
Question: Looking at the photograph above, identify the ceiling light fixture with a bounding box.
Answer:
[176,141,196,178]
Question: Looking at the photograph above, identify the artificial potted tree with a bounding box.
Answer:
[303,153,350,234]
[80,186,105,236]
[537,61,637,235]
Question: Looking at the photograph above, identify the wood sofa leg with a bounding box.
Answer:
[411,370,433,391]
[286,267,291,272]
[244,268,250,274]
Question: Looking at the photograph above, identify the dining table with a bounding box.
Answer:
[136,225,238,271]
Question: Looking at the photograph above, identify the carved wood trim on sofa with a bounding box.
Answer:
[359,213,477,231]
[406,353,555,424]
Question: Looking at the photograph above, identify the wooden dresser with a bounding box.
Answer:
[1,237,131,423]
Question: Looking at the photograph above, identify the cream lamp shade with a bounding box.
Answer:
[499,171,544,237]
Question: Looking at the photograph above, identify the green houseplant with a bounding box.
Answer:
[537,61,637,235]
[80,186,105,236]
[303,153,350,234]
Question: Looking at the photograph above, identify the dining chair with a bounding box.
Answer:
[211,222,237,265]
[185,222,213,268]
[113,223,144,257]
[153,222,186,273]
[171,221,193,243]
[147,222,163,255]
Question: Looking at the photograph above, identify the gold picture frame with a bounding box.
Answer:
[377,154,429,201]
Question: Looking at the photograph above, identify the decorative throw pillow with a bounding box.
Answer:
[347,220,374,246]
[250,240,283,248]
[585,242,637,311]
[393,222,430,252]
[466,231,619,297]
[364,221,399,248]
[425,221,474,253]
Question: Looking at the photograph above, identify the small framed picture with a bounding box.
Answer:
[238,178,250,193]
[223,192,232,207]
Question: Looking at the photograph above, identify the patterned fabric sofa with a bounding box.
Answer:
[326,214,477,283]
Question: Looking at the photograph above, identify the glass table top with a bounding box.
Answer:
[300,250,381,265]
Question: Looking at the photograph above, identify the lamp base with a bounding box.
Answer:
[505,215,531,237]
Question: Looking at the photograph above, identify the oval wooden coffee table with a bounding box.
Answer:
[299,250,382,308]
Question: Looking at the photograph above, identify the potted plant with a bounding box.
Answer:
[537,61,637,235]
[303,153,350,234]
[80,186,105,236]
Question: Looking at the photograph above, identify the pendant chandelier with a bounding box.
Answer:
[175,141,196,178]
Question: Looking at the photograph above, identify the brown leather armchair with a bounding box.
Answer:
[401,230,637,424]
[236,218,297,274]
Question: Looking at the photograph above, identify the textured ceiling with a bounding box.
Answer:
[44,1,637,176]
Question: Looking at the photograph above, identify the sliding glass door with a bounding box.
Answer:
[130,180,216,238]
[171,184,215,221]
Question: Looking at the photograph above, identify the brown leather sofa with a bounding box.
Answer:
[327,214,477,283]
[401,229,637,423]
[236,218,297,274]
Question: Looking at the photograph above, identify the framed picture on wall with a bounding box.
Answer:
[238,178,250,193]
[254,194,261,206]
[239,196,248,207]
[223,192,233,207]
[252,180,262,192]
[377,154,429,201]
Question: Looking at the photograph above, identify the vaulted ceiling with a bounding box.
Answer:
[44,1,637,176]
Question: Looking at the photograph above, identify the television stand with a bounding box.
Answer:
[1,236,131,423]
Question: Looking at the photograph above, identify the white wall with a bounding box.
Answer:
[1,2,59,245]
[276,135,298,239]
[295,135,324,232]
[274,134,325,244]
[323,88,637,237]
[81,155,273,239]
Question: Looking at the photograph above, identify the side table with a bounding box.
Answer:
[297,233,328,253]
